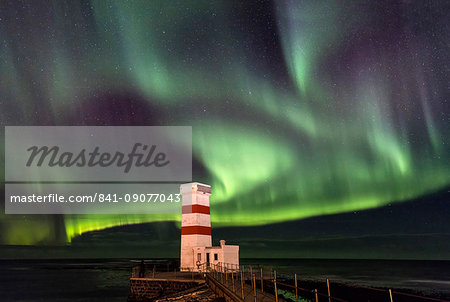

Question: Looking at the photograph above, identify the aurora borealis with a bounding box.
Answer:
[0,0,449,248]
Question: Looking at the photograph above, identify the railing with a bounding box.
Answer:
[205,273,244,302]
[205,262,277,302]
[197,262,240,273]
[204,262,450,302]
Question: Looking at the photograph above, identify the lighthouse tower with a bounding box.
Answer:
[180,182,239,272]
[180,182,212,270]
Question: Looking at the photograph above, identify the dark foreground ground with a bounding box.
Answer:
[153,284,220,302]
[0,258,449,301]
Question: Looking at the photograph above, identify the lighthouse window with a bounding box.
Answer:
[197,253,201,261]
[214,253,218,261]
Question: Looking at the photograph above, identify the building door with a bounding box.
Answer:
[206,253,210,266]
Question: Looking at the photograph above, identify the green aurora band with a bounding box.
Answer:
[0,1,448,244]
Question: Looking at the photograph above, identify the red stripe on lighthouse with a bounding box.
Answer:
[181,226,211,235]
[182,205,210,215]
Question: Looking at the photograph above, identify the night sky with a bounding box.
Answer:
[0,1,449,258]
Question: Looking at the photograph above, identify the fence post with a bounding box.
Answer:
[241,271,244,300]
[152,265,155,278]
[261,267,264,293]
[327,279,331,302]
[274,271,279,302]
[232,270,235,292]
[226,267,228,286]
[253,274,257,302]
[295,273,298,301]
[314,289,319,302]
[389,289,394,302]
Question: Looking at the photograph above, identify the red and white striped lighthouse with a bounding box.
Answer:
[180,182,212,270]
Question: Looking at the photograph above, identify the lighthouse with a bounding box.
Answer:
[180,182,239,271]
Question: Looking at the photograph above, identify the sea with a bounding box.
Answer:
[0,258,449,301]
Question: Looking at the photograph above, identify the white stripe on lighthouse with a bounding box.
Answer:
[182,213,211,227]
